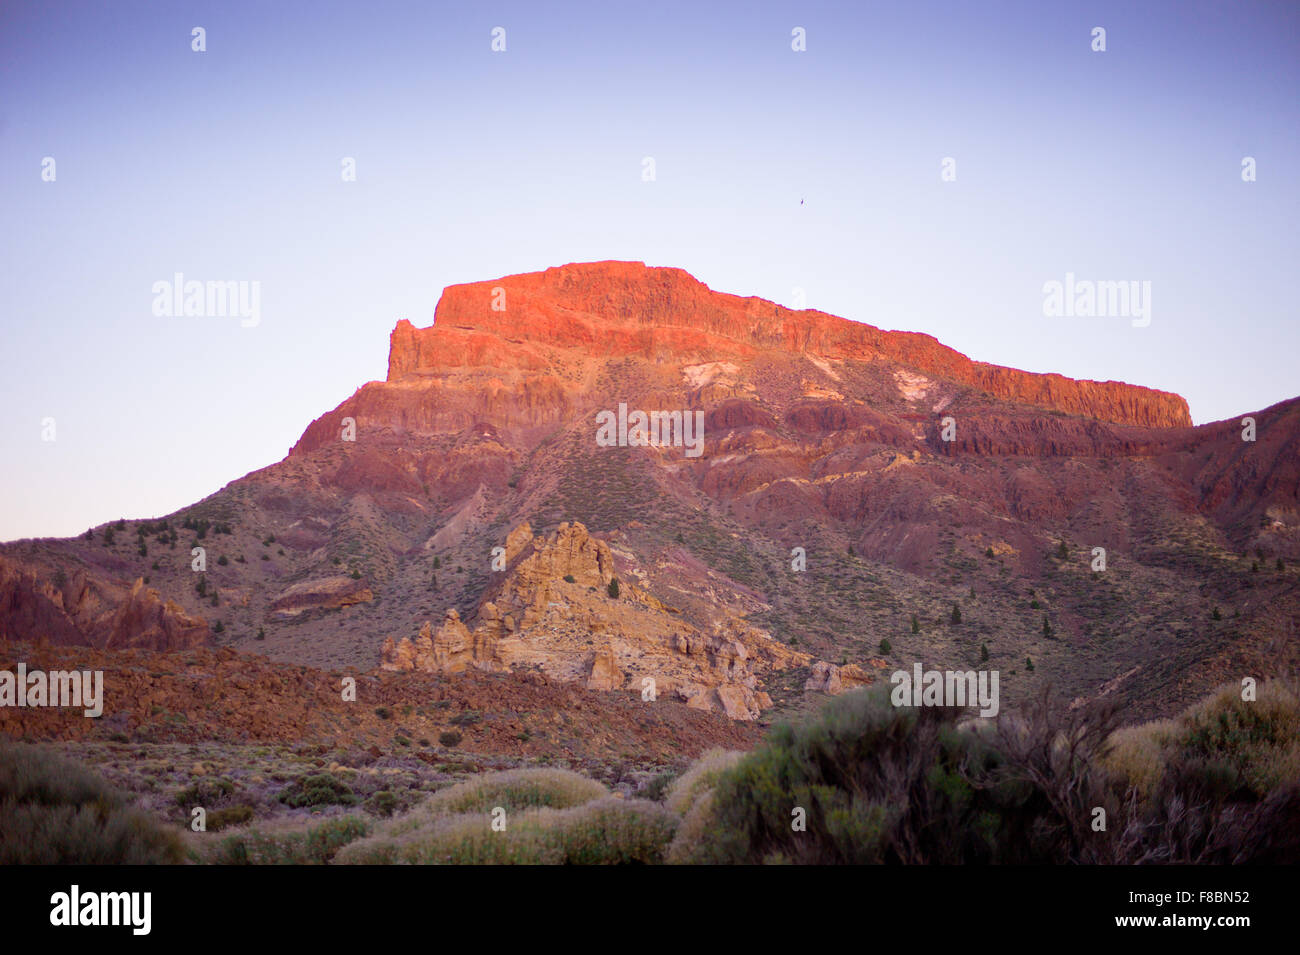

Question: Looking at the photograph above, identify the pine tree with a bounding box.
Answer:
[1056,540,1068,559]
[950,603,962,624]
[1026,657,1035,672]
[911,614,919,634]
[607,577,620,599]
[1042,616,1052,637]
[980,643,989,663]
[879,638,891,654]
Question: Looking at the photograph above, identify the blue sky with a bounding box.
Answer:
[2,0,1297,541]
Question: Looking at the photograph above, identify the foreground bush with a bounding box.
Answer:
[337,797,676,865]
[385,767,607,835]
[1108,677,1300,863]
[679,687,1117,864]
[674,679,1300,864]
[204,815,370,865]
[0,743,185,864]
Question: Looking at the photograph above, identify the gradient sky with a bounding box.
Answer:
[2,0,1297,542]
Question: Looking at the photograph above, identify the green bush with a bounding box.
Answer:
[439,731,463,748]
[366,791,401,817]
[277,774,358,808]
[410,769,606,818]
[338,797,675,865]
[206,805,254,831]
[206,815,370,864]
[175,777,236,808]
[679,687,1113,864]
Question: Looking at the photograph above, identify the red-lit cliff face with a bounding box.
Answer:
[4,262,1297,723]
[385,261,1191,428]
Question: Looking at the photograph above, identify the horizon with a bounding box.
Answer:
[3,0,1298,541]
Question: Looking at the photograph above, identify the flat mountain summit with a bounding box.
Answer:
[3,262,1297,726]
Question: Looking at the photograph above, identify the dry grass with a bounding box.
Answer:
[337,796,676,865]
[664,747,743,816]
[0,743,185,864]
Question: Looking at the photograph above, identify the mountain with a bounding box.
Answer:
[3,261,1297,725]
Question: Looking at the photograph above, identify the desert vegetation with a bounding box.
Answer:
[3,676,1295,864]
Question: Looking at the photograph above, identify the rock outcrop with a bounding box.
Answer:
[0,556,208,652]
[381,521,810,719]
[387,261,1191,428]
[269,575,374,618]
[804,660,887,695]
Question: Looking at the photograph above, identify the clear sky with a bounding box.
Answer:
[2,0,1297,541]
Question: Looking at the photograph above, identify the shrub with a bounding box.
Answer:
[607,578,620,599]
[175,777,237,808]
[206,815,370,865]
[277,774,358,809]
[910,615,919,634]
[409,769,607,818]
[439,731,463,748]
[950,603,961,624]
[641,770,678,803]
[664,749,743,818]
[1104,678,1300,863]
[0,744,184,864]
[563,575,576,583]
[206,805,254,831]
[366,791,402,817]
[677,687,1121,865]
[338,797,674,865]
[879,639,892,654]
